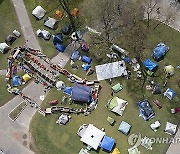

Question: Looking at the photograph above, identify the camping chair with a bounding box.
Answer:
[86,145,92,151]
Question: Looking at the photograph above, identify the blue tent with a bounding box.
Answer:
[83,63,91,71]
[82,55,92,64]
[56,43,65,52]
[53,33,63,45]
[71,84,92,103]
[164,88,176,100]
[12,76,22,87]
[118,121,131,135]
[71,50,80,61]
[137,99,155,121]
[63,87,72,95]
[152,43,169,61]
[61,25,71,35]
[143,59,158,71]
[100,136,115,152]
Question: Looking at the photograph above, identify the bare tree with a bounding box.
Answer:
[81,0,144,60]
[58,0,76,31]
[143,0,178,30]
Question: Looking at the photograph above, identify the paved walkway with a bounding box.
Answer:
[0,0,80,154]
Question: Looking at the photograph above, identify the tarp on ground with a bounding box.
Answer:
[107,97,128,116]
[143,59,158,72]
[100,135,115,152]
[163,88,176,100]
[71,50,80,61]
[32,6,46,19]
[82,56,92,64]
[80,124,106,150]
[53,33,63,45]
[44,17,58,30]
[56,43,65,52]
[137,99,155,121]
[64,87,72,95]
[0,43,9,54]
[95,61,127,81]
[12,76,22,87]
[71,84,92,103]
[152,43,169,61]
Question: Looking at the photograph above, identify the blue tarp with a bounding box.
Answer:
[64,87,72,95]
[82,55,92,64]
[137,99,155,121]
[100,136,115,152]
[71,84,92,103]
[56,43,65,52]
[12,76,22,87]
[53,33,63,45]
[83,63,91,71]
[143,59,158,71]
[71,50,80,61]
[152,43,169,61]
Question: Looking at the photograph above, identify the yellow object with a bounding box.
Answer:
[22,74,31,82]
[111,148,120,154]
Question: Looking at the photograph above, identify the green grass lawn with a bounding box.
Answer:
[0,75,15,107]
[9,101,27,121]
[25,1,180,154]
[30,23,180,154]
[0,0,24,70]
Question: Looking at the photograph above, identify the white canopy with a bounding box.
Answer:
[80,124,105,150]
[32,6,46,19]
[95,61,127,81]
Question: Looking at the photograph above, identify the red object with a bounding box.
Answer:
[48,100,58,106]
[174,108,180,113]
[154,99,162,109]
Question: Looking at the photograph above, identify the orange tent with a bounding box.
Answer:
[71,8,79,17]
[55,10,64,19]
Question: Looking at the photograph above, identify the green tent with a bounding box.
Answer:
[112,83,123,93]
[164,65,174,76]
[107,97,128,116]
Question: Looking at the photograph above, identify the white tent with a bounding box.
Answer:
[56,81,65,90]
[165,122,177,135]
[95,61,127,81]
[32,6,46,20]
[44,17,58,30]
[80,124,105,150]
[0,43,9,54]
